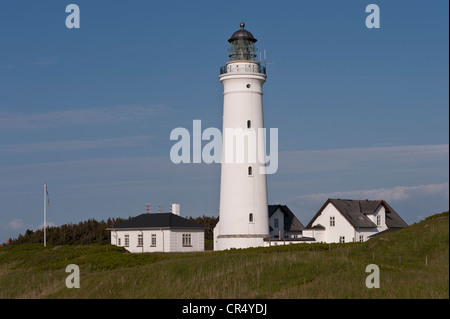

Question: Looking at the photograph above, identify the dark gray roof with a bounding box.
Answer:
[109,213,205,230]
[382,201,409,228]
[228,22,257,43]
[307,199,408,229]
[269,205,305,232]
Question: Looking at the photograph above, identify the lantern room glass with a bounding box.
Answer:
[229,39,257,61]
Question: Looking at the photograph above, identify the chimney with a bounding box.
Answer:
[145,203,151,214]
[171,203,180,216]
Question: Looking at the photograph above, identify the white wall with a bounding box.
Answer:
[269,208,284,239]
[110,228,204,253]
[311,203,356,243]
[366,205,388,232]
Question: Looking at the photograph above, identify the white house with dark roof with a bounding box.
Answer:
[214,204,315,248]
[108,212,205,253]
[268,205,304,239]
[302,198,408,243]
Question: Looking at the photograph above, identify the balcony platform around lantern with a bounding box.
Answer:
[220,61,266,75]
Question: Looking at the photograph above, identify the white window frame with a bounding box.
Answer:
[137,234,143,246]
[339,236,345,243]
[124,234,129,247]
[377,215,382,226]
[151,233,157,246]
[182,233,192,247]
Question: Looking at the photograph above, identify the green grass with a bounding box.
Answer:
[0,212,448,298]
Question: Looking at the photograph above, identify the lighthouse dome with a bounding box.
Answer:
[228,22,257,43]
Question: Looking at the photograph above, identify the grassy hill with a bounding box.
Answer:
[0,212,448,299]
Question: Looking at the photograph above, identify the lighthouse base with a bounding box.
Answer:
[215,234,269,251]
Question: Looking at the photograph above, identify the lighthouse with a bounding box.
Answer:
[214,23,269,250]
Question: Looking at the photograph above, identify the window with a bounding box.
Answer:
[339,236,345,243]
[137,234,143,246]
[377,215,382,226]
[118,238,121,246]
[151,234,157,246]
[247,120,251,129]
[359,235,364,242]
[274,218,279,228]
[182,234,192,247]
[249,213,253,223]
[248,166,253,176]
[330,216,335,227]
[124,234,129,246]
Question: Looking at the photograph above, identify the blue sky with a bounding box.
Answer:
[0,0,448,243]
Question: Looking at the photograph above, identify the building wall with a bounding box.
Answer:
[170,229,204,252]
[311,203,357,243]
[110,228,204,253]
[269,208,284,239]
[365,205,388,232]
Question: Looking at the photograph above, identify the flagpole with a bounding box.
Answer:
[44,183,47,247]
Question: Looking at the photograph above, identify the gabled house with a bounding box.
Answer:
[302,198,408,243]
[268,204,305,239]
[108,212,205,253]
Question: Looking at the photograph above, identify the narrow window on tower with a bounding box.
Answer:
[249,213,253,223]
[247,120,251,129]
[248,166,253,176]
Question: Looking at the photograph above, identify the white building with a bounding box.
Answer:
[268,205,305,240]
[302,198,408,243]
[215,23,270,251]
[108,212,205,253]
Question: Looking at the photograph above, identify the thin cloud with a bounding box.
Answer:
[278,144,449,174]
[2,136,153,153]
[8,218,24,230]
[0,105,162,130]
[36,221,57,230]
[32,57,59,67]
[290,183,449,204]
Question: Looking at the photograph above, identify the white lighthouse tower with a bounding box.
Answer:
[214,23,269,250]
